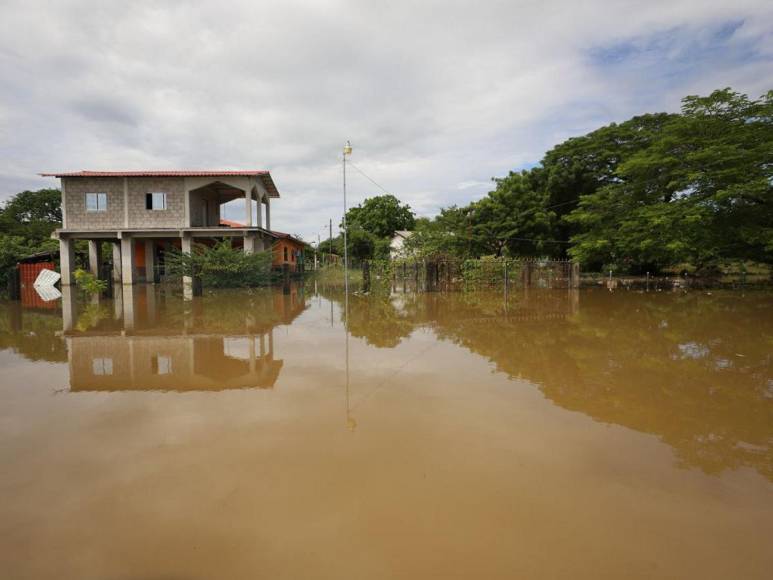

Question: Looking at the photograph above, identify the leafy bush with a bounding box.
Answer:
[164,240,274,287]
[73,268,107,295]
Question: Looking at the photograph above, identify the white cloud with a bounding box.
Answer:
[0,0,771,240]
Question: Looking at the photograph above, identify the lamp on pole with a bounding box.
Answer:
[342,140,352,301]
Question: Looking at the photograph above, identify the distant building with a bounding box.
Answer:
[390,230,414,259]
[40,170,281,286]
[219,220,304,271]
[269,231,306,271]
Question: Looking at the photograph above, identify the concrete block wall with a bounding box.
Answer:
[63,177,125,229]
[127,177,186,228]
[63,176,187,230]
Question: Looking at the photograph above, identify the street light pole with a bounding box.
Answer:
[342,141,352,302]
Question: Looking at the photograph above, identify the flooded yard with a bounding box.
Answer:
[1,284,772,579]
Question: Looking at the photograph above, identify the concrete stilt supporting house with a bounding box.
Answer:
[59,238,75,285]
[120,236,135,285]
[122,284,135,331]
[88,240,101,277]
[244,234,256,255]
[181,234,193,299]
[111,242,122,283]
[113,281,123,319]
[144,239,155,283]
[245,188,253,227]
[61,285,75,331]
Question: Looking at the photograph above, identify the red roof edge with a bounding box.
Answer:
[39,170,280,198]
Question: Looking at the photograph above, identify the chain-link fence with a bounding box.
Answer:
[360,258,579,293]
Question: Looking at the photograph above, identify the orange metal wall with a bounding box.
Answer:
[18,262,57,309]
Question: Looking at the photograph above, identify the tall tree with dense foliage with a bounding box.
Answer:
[404,87,771,273]
[468,171,555,257]
[344,194,416,238]
[539,112,678,253]
[0,189,62,287]
[567,89,773,271]
[0,188,62,240]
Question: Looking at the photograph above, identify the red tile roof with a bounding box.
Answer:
[40,170,269,177]
[219,219,245,228]
[40,170,280,197]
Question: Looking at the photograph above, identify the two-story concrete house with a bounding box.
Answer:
[41,170,280,285]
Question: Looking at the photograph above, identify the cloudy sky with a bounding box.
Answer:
[1,0,771,241]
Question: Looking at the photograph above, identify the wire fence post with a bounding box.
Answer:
[503,259,509,298]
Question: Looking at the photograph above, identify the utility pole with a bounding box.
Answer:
[342,141,352,325]
[329,218,333,264]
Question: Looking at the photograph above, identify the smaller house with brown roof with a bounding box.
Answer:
[270,231,306,271]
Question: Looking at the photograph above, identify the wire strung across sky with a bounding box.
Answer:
[345,161,576,246]
[347,162,396,198]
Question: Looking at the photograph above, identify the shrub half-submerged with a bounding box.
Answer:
[165,240,274,288]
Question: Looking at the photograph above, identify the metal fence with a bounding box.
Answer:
[362,258,580,292]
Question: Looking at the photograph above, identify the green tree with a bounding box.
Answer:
[0,188,62,239]
[567,89,773,271]
[0,188,63,289]
[468,172,555,257]
[345,228,376,260]
[404,206,473,258]
[344,194,416,239]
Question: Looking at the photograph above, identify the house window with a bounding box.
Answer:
[291,250,295,262]
[85,192,107,212]
[283,247,288,261]
[146,192,167,210]
[152,354,172,375]
[92,357,113,375]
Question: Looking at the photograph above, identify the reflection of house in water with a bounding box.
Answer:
[63,284,306,392]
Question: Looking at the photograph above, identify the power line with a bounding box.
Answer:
[347,162,395,197]
[348,160,577,246]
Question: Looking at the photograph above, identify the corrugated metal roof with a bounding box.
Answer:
[39,170,280,197]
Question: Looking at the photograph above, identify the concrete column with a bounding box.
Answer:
[145,284,157,320]
[61,284,75,331]
[122,284,135,331]
[144,239,155,283]
[244,234,256,255]
[88,240,101,277]
[264,198,271,231]
[244,188,253,227]
[183,179,191,227]
[113,282,123,320]
[120,236,135,285]
[111,242,122,283]
[256,195,263,229]
[181,233,193,298]
[59,237,75,285]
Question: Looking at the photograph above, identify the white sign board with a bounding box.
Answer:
[33,268,61,289]
[32,268,62,302]
[34,284,62,302]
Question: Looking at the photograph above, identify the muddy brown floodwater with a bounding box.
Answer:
[0,283,772,579]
